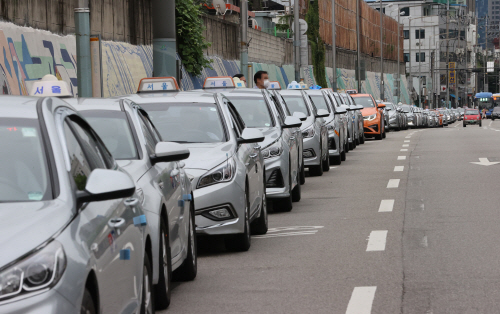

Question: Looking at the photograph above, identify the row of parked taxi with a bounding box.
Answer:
[1,75,397,313]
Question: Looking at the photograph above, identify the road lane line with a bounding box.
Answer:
[402,144,409,147]
[253,231,319,238]
[404,140,410,142]
[330,166,338,169]
[387,179,400,188]
[366,230,388,251]
[346,287,377,314]
[400,149,408,151]
[394,166,404,171]
[378,199,394,212]
[397,156,406,160]
[405,136,411,138]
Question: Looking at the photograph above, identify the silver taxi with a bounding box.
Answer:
[0,96,152,314]
[122,83,267,252]
[69,97,196,310]
[278,89,329,176]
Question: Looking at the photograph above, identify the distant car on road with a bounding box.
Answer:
[351,94,386,140]
[491,107,500,121]
[463,109,482,127]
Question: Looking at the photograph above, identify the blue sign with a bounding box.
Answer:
[34,87,43,95]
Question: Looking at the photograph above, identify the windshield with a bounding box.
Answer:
[353,96,376,108]
[282,95,311,116]
[334,95,344,107]
[225,96,275,128]
[82,111,139,160]
[384,103,395,110]
[309,95,331,113]
[401,105,411,113]
[0,118,52,202]
[493,107,500,112]
[465,110,479,115]
[142,103,227,143]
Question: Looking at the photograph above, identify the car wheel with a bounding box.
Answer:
[479,122,482,127]
[299,160,305,185]
[382,128,386,138]
[155,219,172,310]
[172,203,197,281]
[340,148,346,161]
[291,171,301,202]
[81,289,96,314]
[309,151,324,177]
[359,132,365,144]
[375,132,383,140]
[345,137,350,153]
[463,123,466,127]
[251,180,268,235]
[225,188,251,251]
[322,150,330,172]
[140,253,154,314]
[330,154,341,165]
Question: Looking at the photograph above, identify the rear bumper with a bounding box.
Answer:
[464,119,480,124]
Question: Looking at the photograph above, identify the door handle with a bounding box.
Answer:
[250,153,258,159]
[290,136,296,140]
[171,169,179,177]
[254,145,261,150]
[158,181,164,189]
[108,218,125,229]
[124,198,139,208]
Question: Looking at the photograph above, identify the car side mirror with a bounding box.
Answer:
[283,116,302,128]
[386,107,391,111]
[150,142,190,165]
[377,103,386,108]
[316,109,330,118]
[335,108,347,115]
[76,169,135,204]
[237,128,265,144]
[293,111,307,121]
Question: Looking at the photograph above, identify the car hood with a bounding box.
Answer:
[388,111,398,117]
[0,199,73,268]
[361,107,378,116]
[255,127,281,148]
[182,142,235,171]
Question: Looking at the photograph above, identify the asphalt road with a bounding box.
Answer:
[162,120,500,314]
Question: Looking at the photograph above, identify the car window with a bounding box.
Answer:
[401,106,411,113]
[309,95,331,113]
[465,110,479,115]
[334,95,344,107]
[281,95,311,116]
[353,96,376,108]
[0,118,52,202]
[66,117,108,170]
[142,102,227,144]
[224,96,275,128]
[64,123,93,191]
[82,111,139,160]
[385,103,395,110]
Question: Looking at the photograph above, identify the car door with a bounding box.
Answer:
[136,109,185,257]
[62,114,143,313]
[225,100,261,214]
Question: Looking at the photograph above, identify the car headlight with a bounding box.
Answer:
[197,158,236,189]
[0,241,66,301]
[364,114,377,121]
[302,125,315,138]
[262,140,283,159]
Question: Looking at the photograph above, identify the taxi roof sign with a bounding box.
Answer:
[267,81,281,90]
[287,81,307,90]
[203,76,236,89]
[29,74,72,97]
[137,77,179,93]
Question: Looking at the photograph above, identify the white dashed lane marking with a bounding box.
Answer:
[402,144,409,147]
[401,149,408,152]
[404,140,410,142]
[378,199,394,212]
[387,179,400,188]
[366,230,388,251]
[346,287,377,314]
[394,166,404,172]
[397,156,406,160]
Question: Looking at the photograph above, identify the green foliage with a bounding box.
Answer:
[176,0,212,76]
[306,1,327,87]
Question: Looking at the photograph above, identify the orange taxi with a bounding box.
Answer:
[351,94,386,140]
[433,110,444,127]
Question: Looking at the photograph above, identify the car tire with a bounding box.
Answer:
[479,122,482,127]
[340,148,346,161]
[155,219,172,310]
[330,155,341,165]
[140,253,154,314]
[359,132,365,144]
[172,203,197,282]
[382,129,386,139]
[375,132,383,140]
[322,150,330,172]
[309,152,324,177]
[81,289,96,314]
[299,159,305,185]
[291,172,301,202]
[251,180,268,235]
[463,123,466,127]
[225,188,251,251]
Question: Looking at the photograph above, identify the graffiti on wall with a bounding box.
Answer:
[0,22,78,96]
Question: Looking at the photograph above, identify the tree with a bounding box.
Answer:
[305,0,328,87]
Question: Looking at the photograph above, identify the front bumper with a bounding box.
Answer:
[303,134,321,167]
[264,156,290,199]
[188,169,246,236]
[0,288,77,314]
[328,131,340,156]
[363,118,381,135]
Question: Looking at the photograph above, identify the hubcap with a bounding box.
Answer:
[143,265,152,314]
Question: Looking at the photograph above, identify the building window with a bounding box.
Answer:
[415,29,425,39]
[416,52,425,62]
[375,7,386,13]
[404,30,409,39]
[400,7,410,16]
[404,53,410,62]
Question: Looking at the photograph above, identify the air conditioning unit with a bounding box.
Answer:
[248,18,259,29]
[285,6,291,15]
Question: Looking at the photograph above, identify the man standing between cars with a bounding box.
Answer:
[254,71,270,89]
[482,108,487,119]
[233,74,247,85]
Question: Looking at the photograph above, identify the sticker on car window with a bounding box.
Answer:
[22,128,37,137]
[210,108,216,111]
[28,191,43,201]
[265,123,270,127]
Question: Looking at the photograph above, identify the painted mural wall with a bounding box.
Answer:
[0,21,409,104]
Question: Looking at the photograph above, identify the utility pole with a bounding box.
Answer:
[418,26,422,107]
[409,18,412,103]
[484,16,488,92]
[294,0,300,81]
[241,0,249,84]
[356,0,361,92]
[445,0,450,108]
[397,11,400,104]
[431,50,435,108]
[332,0,337,91]
[75,0,92,97]
[152,0,177,79]
[379,0,384,100]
